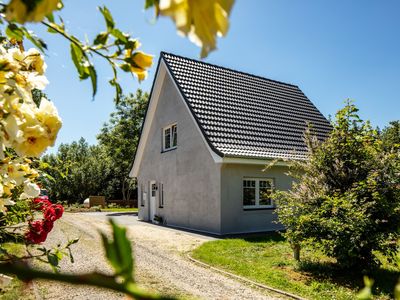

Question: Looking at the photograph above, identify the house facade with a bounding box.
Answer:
[130,52,331,235]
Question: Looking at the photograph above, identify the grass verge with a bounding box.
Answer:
[191,233,399,300]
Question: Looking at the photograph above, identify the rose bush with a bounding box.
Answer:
[0,44,62,248]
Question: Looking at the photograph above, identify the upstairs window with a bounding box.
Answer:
[243,178,274,209]
[163,124,177,151]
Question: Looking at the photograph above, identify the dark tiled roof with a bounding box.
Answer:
[161,52,332,160]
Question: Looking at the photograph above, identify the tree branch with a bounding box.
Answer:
[0,261,175,300]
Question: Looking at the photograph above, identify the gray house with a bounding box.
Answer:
[130,52,331,235]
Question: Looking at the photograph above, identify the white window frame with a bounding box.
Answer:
[162,123,177,151]
[242,177,274,209]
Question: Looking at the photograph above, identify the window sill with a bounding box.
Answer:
[243,207,275,211]
[161,147,177,154]
[158,206,163,209]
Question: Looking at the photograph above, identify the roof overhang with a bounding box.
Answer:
[220,157,293,166]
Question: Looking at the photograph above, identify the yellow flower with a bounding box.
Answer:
[132,51,153,70]
[5,162,26,185]
[36,98,62,146]
[14,124,49,157]
[131,68,148,81]
[24,49,46,75]
[2,113,24,146]
[125,50,153,81]
[6,0,62,24]
[158,0,234,58]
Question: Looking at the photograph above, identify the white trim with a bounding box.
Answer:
[222,157,292,166]
[162,123,177,151]
[242,177,274,209]
[130,61,167,177]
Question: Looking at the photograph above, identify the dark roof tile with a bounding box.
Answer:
[162,52,332,160]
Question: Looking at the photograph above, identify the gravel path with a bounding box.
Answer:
[34,212,285,300]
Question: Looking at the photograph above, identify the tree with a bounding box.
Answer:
[275,101,400,268]
[42,90,148,203]
[381,121,400,151]
[97,90,148,201]
[41,138,108,203]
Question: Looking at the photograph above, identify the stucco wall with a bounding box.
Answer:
[137,71,222,233]
[220,163,293,234]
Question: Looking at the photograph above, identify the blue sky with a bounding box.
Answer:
[29,0,400,152]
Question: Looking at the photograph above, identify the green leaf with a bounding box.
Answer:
[6,24,24,41]
[101,219,133,282]
[22,28,47,52]
[99,6,115,31]
[93,32,108,46]
[88,65,97,98]
[109,79,122,104]
[46,13,55,23]
[111,29,127,44]
[47,253,59,268]
[119,63,131,73]
[67,238,80,247]
[144,0,158,9]
[70,43,91,81]
[70,43,84,77]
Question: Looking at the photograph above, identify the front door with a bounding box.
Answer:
[149,181,157,222]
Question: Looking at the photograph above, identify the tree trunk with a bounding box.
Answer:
[292,243,300,261]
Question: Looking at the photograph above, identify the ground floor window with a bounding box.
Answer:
[243,178,274,209]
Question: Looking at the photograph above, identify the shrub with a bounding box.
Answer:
[275,101,400,268]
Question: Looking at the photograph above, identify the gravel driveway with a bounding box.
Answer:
[34,212,284,300]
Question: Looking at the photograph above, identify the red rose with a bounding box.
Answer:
[53,204,64,220]
[43,206,57,222]
[25,220,48,244]
[33,198,51,211]
[42,219,54,233]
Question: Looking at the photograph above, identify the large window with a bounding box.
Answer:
[243,178,274,209]
[163,124,177,151]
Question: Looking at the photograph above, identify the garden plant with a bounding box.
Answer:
[0,0,234,298]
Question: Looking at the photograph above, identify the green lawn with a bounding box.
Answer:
[100,207,138,212]
[191,234,399,300]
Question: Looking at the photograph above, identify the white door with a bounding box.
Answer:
[149,181,157,222]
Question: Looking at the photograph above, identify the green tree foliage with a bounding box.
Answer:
[41,90,148,203]
[275,101,400,268]
[41,138,108,203]
[381,120,400,151]
[97,90,149,201]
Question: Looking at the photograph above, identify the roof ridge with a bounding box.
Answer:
[160,51,299,89]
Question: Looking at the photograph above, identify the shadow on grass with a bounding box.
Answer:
[225,233,399,297]
[224,231,285,242]
[297,257,399,296]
